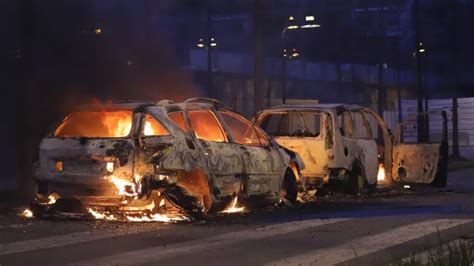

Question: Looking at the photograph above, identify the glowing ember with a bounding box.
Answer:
[22,209,34,218]
[88,208,117,221]
[377,163,385,182]
[125,213,188,223]
[87,207,188,223]
[221,196,246,213]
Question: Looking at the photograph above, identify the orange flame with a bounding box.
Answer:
[221,196,246,213]
[109,175,142,199]
[377,163,386,182]
[102,111,133,137]
[21,209,34,218]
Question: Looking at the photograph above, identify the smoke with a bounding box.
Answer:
[14,1,203,199]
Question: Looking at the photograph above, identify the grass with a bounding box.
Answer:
[394,239,474,266]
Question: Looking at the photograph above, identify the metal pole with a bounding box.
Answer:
[206,1,213,98]
[397,68,403,143]
[281,55,287,104]
[253,0,265,113]
[452,97,460,158]
[414,0,425,142]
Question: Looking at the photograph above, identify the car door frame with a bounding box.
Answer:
[350,109,379,185]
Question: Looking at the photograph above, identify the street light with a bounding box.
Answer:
[281,15,320,104]
[413,41,428,142]
[196,36,218,97]
[301,16,321,29]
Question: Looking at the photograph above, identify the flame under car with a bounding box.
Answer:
[33,98,303,219]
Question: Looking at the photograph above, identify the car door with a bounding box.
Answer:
[187,109,245,198]
[218,110,282,197]
[391,111,448,187]
[350,110,378,185]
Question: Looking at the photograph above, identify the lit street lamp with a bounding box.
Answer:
[413,41,428,142]
[281,15,320,104]
[196,36,218,96]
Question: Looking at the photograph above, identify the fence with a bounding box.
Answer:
[384,97,474,147]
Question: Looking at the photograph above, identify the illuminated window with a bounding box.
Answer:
[188,110,226,142]
[142,114,169,136]
[54,111,132,138]
[168,112,187,131]
[219,111,261,146]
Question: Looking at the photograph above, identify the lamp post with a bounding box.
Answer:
[281,15,320,104]
[413,41,427,142]
[196,36,217,97]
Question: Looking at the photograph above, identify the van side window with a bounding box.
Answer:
[350,111,371,139]
[364,111,381,140]
[325,114,334,149]
[337,112,354,138]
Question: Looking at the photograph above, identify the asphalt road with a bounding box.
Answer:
[1,169,474,266]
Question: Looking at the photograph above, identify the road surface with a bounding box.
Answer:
[1,168,473,265]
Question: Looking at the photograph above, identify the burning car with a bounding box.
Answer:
[254,104,448,194]
[31,98,303,220]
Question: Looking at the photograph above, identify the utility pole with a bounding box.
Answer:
[414,0,425,142]
[253,0,265,113]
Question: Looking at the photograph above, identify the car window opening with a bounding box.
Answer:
[142,114,169,136]
[168,111,187,131]
[54,111,133,138]
[220,111,266,146]
[188,110,227,142]
[259,112,321,137]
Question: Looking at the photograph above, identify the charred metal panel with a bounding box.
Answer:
[246,174,279,196]
[275,137,327,178]
[392,143,441,184]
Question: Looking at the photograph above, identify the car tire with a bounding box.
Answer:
[282,168,298,204]
[165,186,206,220]
[347,164,367,195]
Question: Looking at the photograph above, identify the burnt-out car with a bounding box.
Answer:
[254,104,448,194]
[33,98,303,218]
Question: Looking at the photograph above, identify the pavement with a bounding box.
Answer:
[0,168,474,265]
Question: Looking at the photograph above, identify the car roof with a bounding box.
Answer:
[259,103,366,114]
[75,98,233,113]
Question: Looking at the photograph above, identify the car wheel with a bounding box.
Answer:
[165,186,206,220]
[347,165,367,195]
[282,168,298,204]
